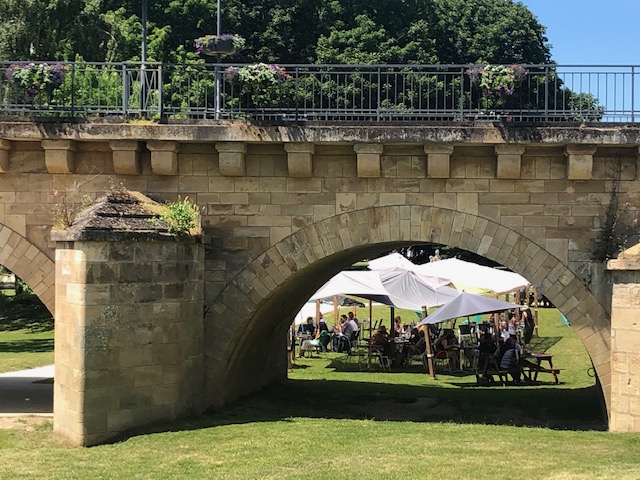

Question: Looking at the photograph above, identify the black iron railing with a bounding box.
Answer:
[0,61,638,123]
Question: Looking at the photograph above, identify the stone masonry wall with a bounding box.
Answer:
[54,239,204,446]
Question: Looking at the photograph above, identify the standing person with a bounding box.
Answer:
[522,307,535,352]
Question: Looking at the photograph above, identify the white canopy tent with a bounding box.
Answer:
[414,258,530,294]
[417,292,521,325]
[368,253,452,289]
[309,269,459,311]
[294,302,335,325]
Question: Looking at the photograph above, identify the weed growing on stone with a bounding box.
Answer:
[160,196,202,235]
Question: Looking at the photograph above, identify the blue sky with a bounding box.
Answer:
[520,0,640,65]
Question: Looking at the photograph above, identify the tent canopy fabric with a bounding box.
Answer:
[417,292,521,325]
[414,258,530,294]
[309,269,459,311]
[368,253,452,288]
[368,252,416,271]
[294,302,335,325]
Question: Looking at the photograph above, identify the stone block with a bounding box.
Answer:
[284,143,314,177]
[147,141,180,175]
[216,142,247,176]
[110,141,142,175]
[354,144,383,177]
[42,139,77,174]
[566,145,597,180]
[424,144,454,178]
[495,144,525,179]
[0,139,11,172]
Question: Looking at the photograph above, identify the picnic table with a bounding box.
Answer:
[522,353,563,384]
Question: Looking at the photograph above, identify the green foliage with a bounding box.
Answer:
[161,197,201,235]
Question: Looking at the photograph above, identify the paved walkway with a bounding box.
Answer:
[0,365,53,416]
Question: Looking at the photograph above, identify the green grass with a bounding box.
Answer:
[0,308,639,478]
[0,295,54,373]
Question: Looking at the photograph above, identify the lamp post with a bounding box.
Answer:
[140,0,148,116]
[214,0,222,120]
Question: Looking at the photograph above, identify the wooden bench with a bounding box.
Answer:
[525,366,564,384]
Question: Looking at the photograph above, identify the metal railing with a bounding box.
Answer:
[0,61,638,124]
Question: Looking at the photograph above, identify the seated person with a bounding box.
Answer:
[371,325,393,358]
[498,335,523,383]
[434,330,460,370]
[477,333,497,372]
[478,333,497,355]
[331,315,350,353]
[318,318,330,351]
[403,329,427,362]
[297,316,315,338]
[393,316,405,335]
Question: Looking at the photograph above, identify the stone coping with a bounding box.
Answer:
[1,120,640,145]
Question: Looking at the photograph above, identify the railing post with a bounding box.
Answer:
[632,66,635,123]
[294,66,299,122]
[377,67,381,122]
[157,63,164,120]
[544,65,549,122]
[122,63,129,116]
[70,63,76,117]
[459,66,465,121]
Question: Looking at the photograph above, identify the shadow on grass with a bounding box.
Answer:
[530,336,563,352]
[0,338,53,353]
[115,375,606,444]
[0,295,53,333]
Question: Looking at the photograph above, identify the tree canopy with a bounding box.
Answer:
[0,0,553,65]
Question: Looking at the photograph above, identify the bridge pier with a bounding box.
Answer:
[608,245,640,432]
[52,193,204,446]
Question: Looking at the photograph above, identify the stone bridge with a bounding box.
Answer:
[0,120,639,444]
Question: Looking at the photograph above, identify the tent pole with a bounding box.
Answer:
[390,307,395,338]
[333,295,339,328]
[421,306,436,380]
[368,299,373,370]
[315,300,321,340]
[288,322,295,369]
[533,286,540,337]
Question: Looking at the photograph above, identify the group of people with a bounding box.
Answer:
[370,318,428,367]
[296,311,361,357]
[477,306,537,384]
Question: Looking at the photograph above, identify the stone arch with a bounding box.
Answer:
[0,224,55,314]
[205,206,610,416]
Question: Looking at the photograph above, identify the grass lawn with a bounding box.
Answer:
[0,295,54,373]
[1,308,639,478]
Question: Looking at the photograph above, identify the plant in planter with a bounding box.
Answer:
[4,62,68,104]
[194,34,245,56]
[224,63,291,107]
[467,64,528,110]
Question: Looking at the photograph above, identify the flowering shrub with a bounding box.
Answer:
[194,34,245,55]
[5,62,68,103]
[223,63,291,109]
[224,63,290,89]
[467,64,528,100]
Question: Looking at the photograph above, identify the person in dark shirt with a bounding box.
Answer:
[498,336,523,383]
